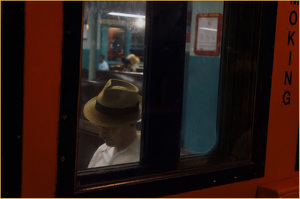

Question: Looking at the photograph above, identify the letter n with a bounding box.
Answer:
[285,71,292,85]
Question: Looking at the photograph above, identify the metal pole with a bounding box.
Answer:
[88,3,98,80]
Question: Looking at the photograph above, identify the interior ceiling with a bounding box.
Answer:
[84,1,146,18]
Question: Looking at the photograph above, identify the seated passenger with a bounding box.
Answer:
[127,54,140,69]
[83,79,142,168]
[98,55,109,71]
[121,57,137,72]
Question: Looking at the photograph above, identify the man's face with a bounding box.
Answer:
[99,57,104,63]
[97,125,130,147]
[129,57,135,65]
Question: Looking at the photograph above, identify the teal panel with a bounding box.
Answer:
[82,49,90,69]
[100,25,109,60]
[182,55,220,153]
[125,28,131,57]
[82,49,101,69]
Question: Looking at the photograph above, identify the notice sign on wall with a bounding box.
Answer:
[194,13,222,56]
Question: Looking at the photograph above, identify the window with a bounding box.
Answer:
[180,1,267,169]
[57,1,278,197]
[77,1,146,171]
[180,1,224,158]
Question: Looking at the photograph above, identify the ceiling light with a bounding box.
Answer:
[199,27,217,32]
[108,12,145,19]
[135,18,145,28]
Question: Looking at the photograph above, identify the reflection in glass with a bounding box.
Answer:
[108,27,125,61]
[77,1,146,172]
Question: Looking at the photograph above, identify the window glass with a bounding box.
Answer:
[181,1,224,155]
[108,27,125,61]
[77,1,146,171]
[180,1,259,167]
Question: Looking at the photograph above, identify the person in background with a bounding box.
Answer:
[83,79,142,168]
[98,55,109,71]
[121,57,137,72]
[127,54,140,69]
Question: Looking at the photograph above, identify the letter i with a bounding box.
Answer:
[289,51,292,65]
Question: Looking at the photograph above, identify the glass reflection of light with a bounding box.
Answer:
[108,12,145,19]
[199,27,217,32]
[135,18,145,28]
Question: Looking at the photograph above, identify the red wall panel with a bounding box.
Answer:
[22,2,63,197]
[20,1,298,197]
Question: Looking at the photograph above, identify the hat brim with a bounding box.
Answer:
[83,95,142,128]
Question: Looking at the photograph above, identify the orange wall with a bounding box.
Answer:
[22,2,63,197]
[168,1,299,197]
[21,1,298,198]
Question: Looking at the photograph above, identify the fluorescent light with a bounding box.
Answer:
[199,27,217,32]
[135,18,145,28]
[108,12,145,19]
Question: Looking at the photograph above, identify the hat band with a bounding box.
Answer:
[95,101,139,116]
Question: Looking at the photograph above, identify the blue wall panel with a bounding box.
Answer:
[182,55,220,153]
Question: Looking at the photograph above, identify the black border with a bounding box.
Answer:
[1,2,25,197]
[216,1,278,172]
[56,1,278,197]
[251,1,278,172]
[296,131,299,171]
[56,2,83,197]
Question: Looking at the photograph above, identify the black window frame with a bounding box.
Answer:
[56,1,278,197]
[1,2,25,197]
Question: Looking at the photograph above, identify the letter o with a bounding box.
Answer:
[289,11,297,26]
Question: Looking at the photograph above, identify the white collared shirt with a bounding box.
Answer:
[88,135,140,168]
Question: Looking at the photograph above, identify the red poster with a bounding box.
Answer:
[194,13,222,56]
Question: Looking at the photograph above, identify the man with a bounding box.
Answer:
[98,55,109,71]
[83,79,142,168]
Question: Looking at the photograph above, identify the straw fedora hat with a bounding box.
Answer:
[83,79,142,128]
